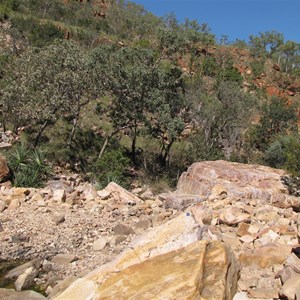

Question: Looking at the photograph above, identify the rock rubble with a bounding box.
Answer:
[0,174,176,296]
[1,160,300,299]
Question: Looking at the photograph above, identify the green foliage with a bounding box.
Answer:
[1,0,20,12]
[200,56,219,76]
[0,5,11,20]
[94,149,130,188]
[250,96,298,150]
[8,145,51,187]
[1,0,299,189]
[158,19,215,57]
[276,40,300,73]
[10,15,64,47]
[250,60,265,77]
[90,45,186,165]
[187,131,224,162]
[0,54,10,79]
[218,65,243,84]
[40,120,104,173]
[158,28,188,56]
[231,39,248,49]
[1,40,96,146]
[134,39,150,49]
[187,78,257,157]
[249,30,284,58]
[147,65,186,164]
[30,22,64,47]
[265,134,300,176]
[180,19,215,46]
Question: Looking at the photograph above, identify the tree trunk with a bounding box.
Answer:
[131,135,136,164]
[2,113,6,132]
[98,137,108,160]
[34,120,49,148]
[68,116,78,148]
[161,140,174,166]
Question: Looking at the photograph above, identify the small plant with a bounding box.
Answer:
[8,145,51,187]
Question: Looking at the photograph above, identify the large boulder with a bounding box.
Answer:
[177,160,287,198]
[54,213,240,300]
[104,182,143,205]
[174,160,300,210]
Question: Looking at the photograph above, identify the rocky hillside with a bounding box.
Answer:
[1,0,300,191]
[1,159,300,299]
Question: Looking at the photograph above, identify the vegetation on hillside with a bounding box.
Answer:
[1,0,300,188]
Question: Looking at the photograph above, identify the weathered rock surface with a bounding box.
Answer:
[92,237,108,251]
[0,289,46,300]
[47,275,77,299]
[96,241,238,300]
[164,193,203,210]
[2,161,300,299]
[14,266,39,291]
[176,160,299,209]
[51,254,77,265]
[239,245,291,268]
[279,274,300,299]
[5,260,41,280]
[55,234,239,299]
[159,161,300,299]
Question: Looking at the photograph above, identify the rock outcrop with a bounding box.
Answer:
[177,160,287,199]
[172,160,300,210]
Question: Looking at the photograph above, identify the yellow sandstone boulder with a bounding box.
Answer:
[54,213,239,300]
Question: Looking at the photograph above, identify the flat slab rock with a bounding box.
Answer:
[51,254,77,265]
[54,213,240,300]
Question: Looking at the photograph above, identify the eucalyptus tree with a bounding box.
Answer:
[147,65,186,166]
[90,45,161,163]
[89,45,186,165]
[249,30,284,58]
[276,40,300,73]
[1,39,97,147]
[187,78,257,158]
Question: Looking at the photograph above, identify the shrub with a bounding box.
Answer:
[0,54,10,78]
[10,15,64,47]
[8,145,51,187]
[200,56,218,76]
[250,60,265,77]
[94,149,130,188]
[218,65,243,84]
[265,134,300,176]
[250,96,298,151]
[30,22,64,47]
[0,5,11,20]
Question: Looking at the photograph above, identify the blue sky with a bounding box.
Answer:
[133,0,300,43]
